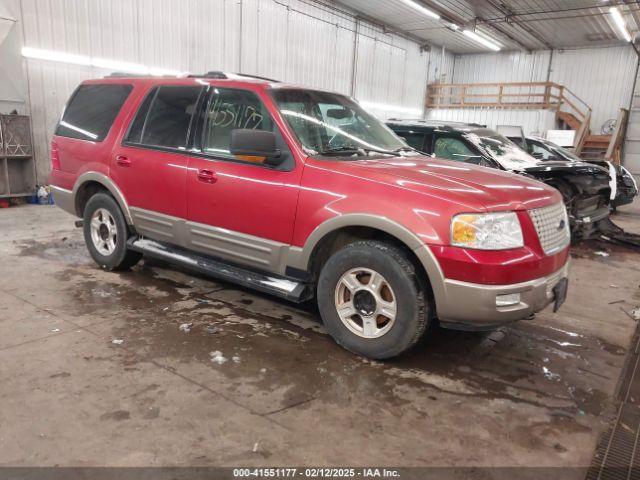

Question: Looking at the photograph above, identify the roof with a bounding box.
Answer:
[386,119,485,130]
[91,71,344,94]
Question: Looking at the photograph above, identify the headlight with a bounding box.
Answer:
[451,212,524,250]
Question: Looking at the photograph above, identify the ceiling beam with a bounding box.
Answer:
[417,0,533,51]
[480,0,555,50]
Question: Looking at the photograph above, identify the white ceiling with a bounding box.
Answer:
[337,0,640,53]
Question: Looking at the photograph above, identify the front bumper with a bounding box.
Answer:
[435,260,570,330]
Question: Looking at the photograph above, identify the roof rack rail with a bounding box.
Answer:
[234,72,281,83]
[202,71,228,79]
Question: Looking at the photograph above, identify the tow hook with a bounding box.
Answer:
[74,220,84,228]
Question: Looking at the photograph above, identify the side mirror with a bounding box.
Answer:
[532,152,544,160]
[230,129,282,166]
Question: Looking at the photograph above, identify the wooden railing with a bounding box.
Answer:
[426,82,592,151]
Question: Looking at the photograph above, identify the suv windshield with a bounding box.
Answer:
[271,89,408,157]
[463,129,541,171]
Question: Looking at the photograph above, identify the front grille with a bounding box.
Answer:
[528,203,571,255]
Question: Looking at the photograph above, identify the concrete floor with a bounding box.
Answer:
[1,203,639,471]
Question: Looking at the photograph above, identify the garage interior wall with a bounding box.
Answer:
[4,0,459,184]
[429,46,638,139]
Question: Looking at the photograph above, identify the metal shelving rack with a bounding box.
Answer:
[0,114,36,198]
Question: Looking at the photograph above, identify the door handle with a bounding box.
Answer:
[197,169,217,184]
[115,154,132,167]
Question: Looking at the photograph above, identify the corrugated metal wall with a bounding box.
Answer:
[550,47,638,135]
[452,50,551,84]
[16,0,446,183]
[427,109,557,137]
[443,46,637,137]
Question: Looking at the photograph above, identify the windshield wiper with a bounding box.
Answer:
[318,145,398,156]
[318,146,365,156]
[393,146,417,152]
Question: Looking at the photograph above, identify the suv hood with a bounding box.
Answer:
[321,155,560,212]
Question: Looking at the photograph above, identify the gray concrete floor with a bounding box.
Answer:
[1,203,639,470]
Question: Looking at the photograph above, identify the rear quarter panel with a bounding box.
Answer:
[49,80,148,190]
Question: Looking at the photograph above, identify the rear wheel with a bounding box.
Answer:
[317,240,430,359]
[83,193,141,270]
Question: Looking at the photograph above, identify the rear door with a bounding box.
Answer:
[110,84,204,242]
[185,86,302,272]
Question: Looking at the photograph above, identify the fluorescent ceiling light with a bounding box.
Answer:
[21,46,188,76]
[474,29,503,48]
[397,0,439,20]
[462,30,501,51]
[610,7,632,43]
[91,58,149,74]
[21,47,90,66]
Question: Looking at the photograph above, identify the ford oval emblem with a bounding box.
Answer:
[559,219,566,230]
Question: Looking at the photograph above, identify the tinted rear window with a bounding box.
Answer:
[56,84,132,141]
[124,85,202,149]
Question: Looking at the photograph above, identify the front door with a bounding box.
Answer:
[185,86,302,272]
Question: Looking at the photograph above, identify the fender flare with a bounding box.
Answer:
[73,172,133,224]
[287,214,446,302]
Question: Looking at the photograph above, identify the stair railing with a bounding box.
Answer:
[426,81,593,152]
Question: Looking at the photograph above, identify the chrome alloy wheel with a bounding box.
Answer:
[90,208,117,256]
[334,268,397,339]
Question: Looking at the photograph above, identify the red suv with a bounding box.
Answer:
[50,72,570,359]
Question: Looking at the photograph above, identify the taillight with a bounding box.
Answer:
[50,139,60,170]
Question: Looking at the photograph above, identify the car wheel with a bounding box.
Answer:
[83,192,142,270]
[317,240,430,359]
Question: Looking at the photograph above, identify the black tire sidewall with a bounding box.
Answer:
[317,242,427,359]
[83,193,131,270]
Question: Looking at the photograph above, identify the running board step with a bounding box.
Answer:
[127,238,313,303]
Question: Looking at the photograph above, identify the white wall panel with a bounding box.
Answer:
[452,50,551,84]
[550,46,637,134]
[450,46,637,134]
[427,108,557,137]
[427,46,455,85]
[15,0,432,182]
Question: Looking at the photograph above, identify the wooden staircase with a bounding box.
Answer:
[426,82,627,163]
[557,111,614,160]
[557,111,582,131]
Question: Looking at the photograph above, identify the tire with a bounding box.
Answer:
[317,240,430,359]
[83,192,142,270]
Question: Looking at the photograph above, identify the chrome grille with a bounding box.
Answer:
[528,203,571,256]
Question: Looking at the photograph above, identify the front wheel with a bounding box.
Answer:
[317,240,430,359]
[83,192,142,270]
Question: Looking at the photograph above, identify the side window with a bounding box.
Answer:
[396,132,426,151]
[202,88,273,158]
[125,85,202,150]
[124,87,157,144]
[56,84,132,141]
[434,137,485,165]
[530,143,554,160]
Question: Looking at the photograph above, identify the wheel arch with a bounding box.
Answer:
[73,172,133,224]
[288,214,446,307]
